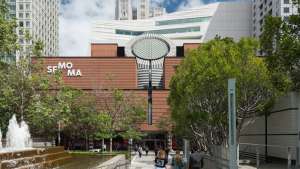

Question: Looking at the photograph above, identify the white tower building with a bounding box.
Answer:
[137,0,150,19]
[7,0,59,59]
[252,0,298,38]
[115,0,133,20]
[115,0,165,20]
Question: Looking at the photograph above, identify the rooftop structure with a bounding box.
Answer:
[93,1,252,52]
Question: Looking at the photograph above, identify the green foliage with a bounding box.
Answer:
[260,14,300,91]
[168,38,280,150]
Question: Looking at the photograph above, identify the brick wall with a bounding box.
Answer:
[91,44,118,57]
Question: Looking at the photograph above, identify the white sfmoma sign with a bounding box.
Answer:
[47,62,82,77]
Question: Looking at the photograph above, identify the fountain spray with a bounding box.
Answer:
[0,129,2,149]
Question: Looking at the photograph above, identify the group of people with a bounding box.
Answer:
[154,148,204,169]
[134,145,149,158]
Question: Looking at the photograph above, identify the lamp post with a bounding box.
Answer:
[228,78,237,169]
[131,33,170,125]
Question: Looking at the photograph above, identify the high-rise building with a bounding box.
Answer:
[252,0,298,38]
[115,0,133,20]
[115,0,165,20]
[137,0,150,19]
[7,0,59,59]
[151,6,166,17]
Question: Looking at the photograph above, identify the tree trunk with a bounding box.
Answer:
[102,139,105,151]
[85,131,88,150]
[57,122,61,146]
[110,137,113,153]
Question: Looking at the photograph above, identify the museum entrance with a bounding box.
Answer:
[138,132,167,150]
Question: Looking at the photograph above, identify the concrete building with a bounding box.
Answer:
[7,0,59,59]
[252,0,299,38]
[151,6,166,17]
[115,0,165,20]
[115,0,133,20]
[137,0,150,19]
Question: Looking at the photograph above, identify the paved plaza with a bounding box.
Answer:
[129,151,287,169]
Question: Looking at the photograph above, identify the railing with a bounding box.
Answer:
[201,144,297,169]
[239,143,297,169]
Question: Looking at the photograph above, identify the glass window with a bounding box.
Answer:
[116,26,201,36]
[19,39,24,44]
[284,7,290,13]
[26,21,30,27]
[155,17,211,26]
[18,12,23,18]
[25,13,30,18]
[25,4,30,10]
[19,29,23,35]
[19,21,24,27]
[19,4,23,10]
[284,0,289,4]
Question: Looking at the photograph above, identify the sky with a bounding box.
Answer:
[59,0,227,56]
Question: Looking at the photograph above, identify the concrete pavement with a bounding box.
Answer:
[130,151,156,169]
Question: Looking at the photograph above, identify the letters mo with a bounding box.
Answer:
[47,62,82,77]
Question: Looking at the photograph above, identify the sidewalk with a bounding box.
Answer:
[129,151,286,169]
[130,151,156,169]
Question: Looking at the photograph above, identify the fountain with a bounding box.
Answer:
[5,114,32,150]
[0,129,2,149]
[0,115,71,169]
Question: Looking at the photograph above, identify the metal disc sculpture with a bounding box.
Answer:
[131,33,170,125]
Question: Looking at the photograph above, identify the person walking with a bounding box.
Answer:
[172,150,185,169]
[145,145,149,156]
[189,149,205,169]
[155,149,168,169]
[138,146,143,158]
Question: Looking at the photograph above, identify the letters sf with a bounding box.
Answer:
[47,62,82,77]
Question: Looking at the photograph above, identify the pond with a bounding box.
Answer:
[57,154,112,169]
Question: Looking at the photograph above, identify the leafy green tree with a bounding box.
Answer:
[260,8,299,90]
[168,38,281,152]
[96,88,146,152]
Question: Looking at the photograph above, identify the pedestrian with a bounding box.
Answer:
[134,145,138,154]
[138,146,143,158]
[189,149,205,169]
[154,146,159,157]
[102,144,106,152]
[155,149,168,169]
[145,145,149,156]
[172,150,185,169]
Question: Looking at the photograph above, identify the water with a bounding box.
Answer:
[57,154,111,169]
[3,114,32,150]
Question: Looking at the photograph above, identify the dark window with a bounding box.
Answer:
[284,7,290,13]
[117,47,125,57]
[19,21,24,27]
[176,46,184,57]
[284,0,289,4]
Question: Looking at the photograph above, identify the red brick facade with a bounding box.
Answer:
[36,43,199,132]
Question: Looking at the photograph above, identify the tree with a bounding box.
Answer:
[260,8,299,90]
[96,88,146,152]
[168,37,281,153]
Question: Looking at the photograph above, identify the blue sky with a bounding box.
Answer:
[162,0,225,12]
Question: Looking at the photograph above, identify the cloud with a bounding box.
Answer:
[59,0,115,56]
[177,0,205,10]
